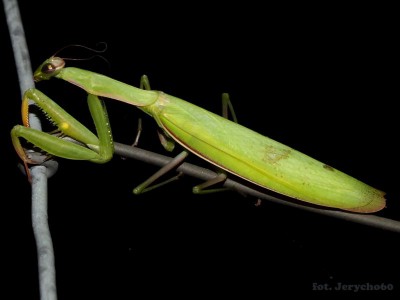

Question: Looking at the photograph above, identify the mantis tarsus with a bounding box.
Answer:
[11,55,386,213]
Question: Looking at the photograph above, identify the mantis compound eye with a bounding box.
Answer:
[41,63,57,74]
[41,57,65,74]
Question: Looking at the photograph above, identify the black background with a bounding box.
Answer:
[1,1,399,298]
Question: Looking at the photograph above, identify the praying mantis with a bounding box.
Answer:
[11,54,386,213]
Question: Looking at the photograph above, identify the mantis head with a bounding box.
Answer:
[33,57,65,82]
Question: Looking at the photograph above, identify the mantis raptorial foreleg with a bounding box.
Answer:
[11,89,114,180]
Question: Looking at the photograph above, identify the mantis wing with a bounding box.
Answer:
[148,93,385,213]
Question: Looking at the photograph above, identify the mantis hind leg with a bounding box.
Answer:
[191,93,237,194]
[220,93,260,204]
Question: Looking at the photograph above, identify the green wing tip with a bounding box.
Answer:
[348,190,386,214]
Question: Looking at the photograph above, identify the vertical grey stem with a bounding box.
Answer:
[31,166,57,299]
[3,0,58,299]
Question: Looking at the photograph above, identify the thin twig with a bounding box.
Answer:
[3,0,58,299]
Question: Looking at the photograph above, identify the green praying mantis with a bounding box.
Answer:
[11,54,386,213]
